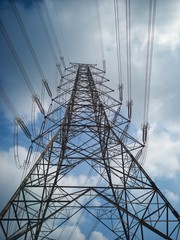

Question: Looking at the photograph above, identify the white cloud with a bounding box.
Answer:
[155,1,180,50]
[51,225,85,240]
[0,146,25,210]
[144,127,180,179]
[164,189,180,203]
[90,230,108,240]
[59,174,101,187]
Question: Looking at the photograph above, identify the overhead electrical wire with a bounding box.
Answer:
[10,0,52,104]
[43,0,66,69]
[125,0,132,120]
[142,0,156,144]
[113,0,123,103]
[35,1,58,63]
[0,16,46,116]
[95,0,106,73]
[35,1,63,77]
[0,17,36,96]
[11,0,45,81]
[87,0,98,64]
[0,86,20,119]
[54,0,70,63]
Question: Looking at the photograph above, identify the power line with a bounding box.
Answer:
[125,0,132,120]
[54,0,70,63]
[35,1,58,64]
[11,0,45,80]
[0,86,19,119]
[35,1,64,79]
[11,1,55,101]
[87,0,98,64]
[35,1,64,77]
[0,17,36,96]
[142,0,156,144]
[95,0,106,72]
[43,0,66,69]
[113,0,123,103]
[0,16,47,115]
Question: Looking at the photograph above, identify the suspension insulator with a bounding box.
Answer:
[15,117,32,139]
[127,100,133,120]
[56,63,63,77]
[118,84,123,103]
[33,95,45,115]
[43,79,52,98]
[142,123,150,144]
[102,59,106,73]
[60,56,66,69]
[25,144,33,167]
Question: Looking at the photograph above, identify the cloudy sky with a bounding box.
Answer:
[0,0,180,238]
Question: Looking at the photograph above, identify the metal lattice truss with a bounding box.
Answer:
[0,63,179,240]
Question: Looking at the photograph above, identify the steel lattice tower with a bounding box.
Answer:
[0,63,180,239]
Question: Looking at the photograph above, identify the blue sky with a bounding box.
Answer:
[0,0,180,239]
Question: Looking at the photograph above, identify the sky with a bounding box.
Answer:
[0,0,180,239]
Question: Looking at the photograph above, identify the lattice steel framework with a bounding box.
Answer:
[0,63,180,239]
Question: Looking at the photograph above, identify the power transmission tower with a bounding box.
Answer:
[0,63,179,239]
